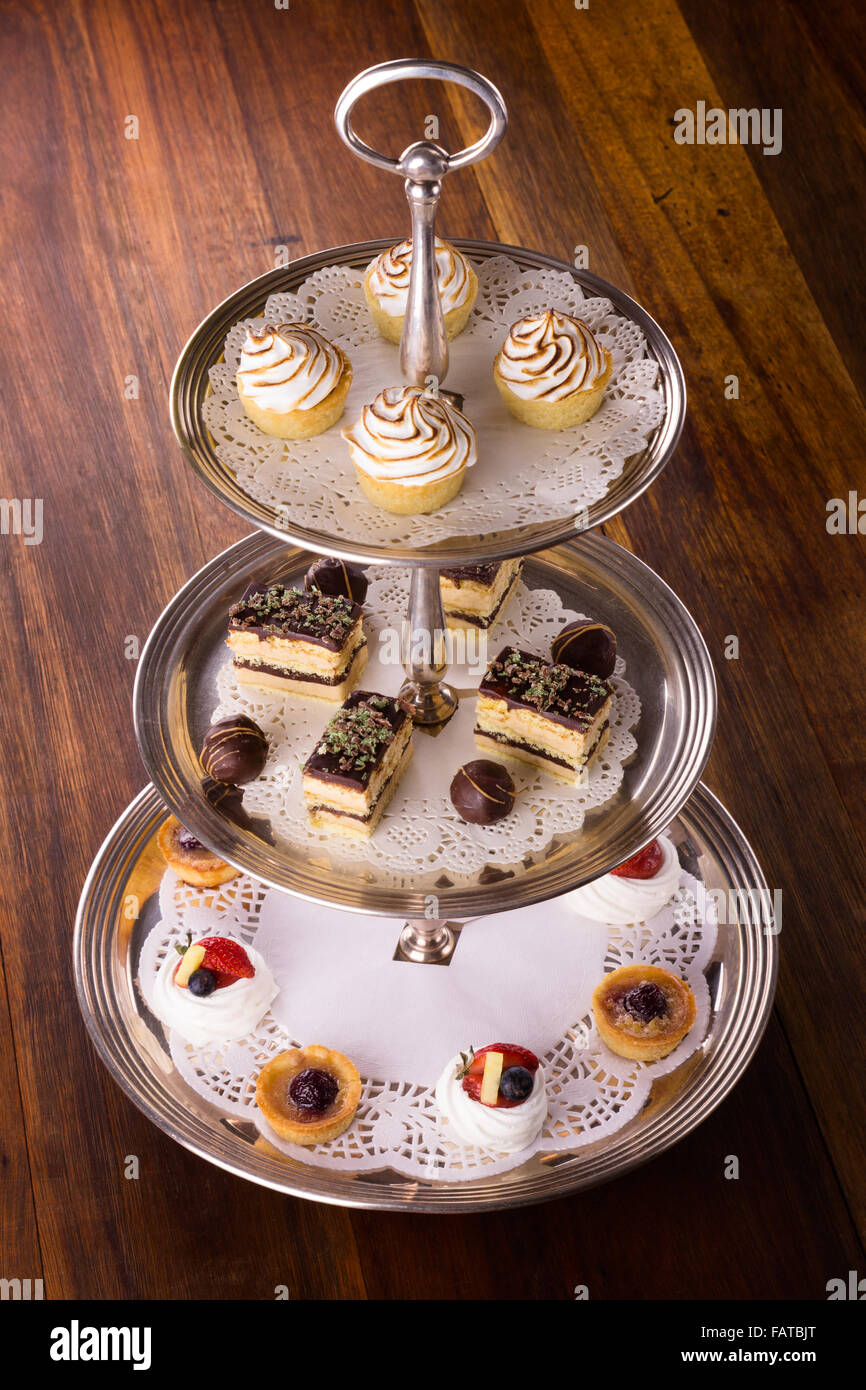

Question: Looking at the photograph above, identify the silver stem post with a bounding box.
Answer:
[399,142,450,388]
[399,565,457,726]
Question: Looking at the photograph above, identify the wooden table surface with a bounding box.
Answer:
[2,0,864,1300]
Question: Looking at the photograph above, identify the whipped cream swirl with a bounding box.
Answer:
[366,238,474,317]
[567,835,681,925]
[237,322,344,412]
[496,309,608,401]
[151,940,278,1048]
[435,1056,548,1154]
[342,387,477,487]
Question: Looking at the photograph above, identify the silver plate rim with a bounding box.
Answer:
[170,237,686,567]
[74,780,777,1213]
[133,530,717,916]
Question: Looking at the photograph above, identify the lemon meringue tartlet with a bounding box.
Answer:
[341,386,477,515]
[493,308,612,429]
[364,238,477,343]
[236,322,352,439]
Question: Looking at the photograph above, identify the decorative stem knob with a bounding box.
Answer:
[334,60,507,390]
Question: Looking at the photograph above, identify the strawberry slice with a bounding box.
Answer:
[198,936,254,988]
[611,839,664,879]
[459,1043,539,1108]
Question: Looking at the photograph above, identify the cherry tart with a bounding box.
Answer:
[256,1045,361,1146]
[592,964,697,1061]
[157,815,238,888]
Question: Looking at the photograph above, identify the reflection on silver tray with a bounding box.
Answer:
[170,238,686,567]
[133,531,716,916]
[74,782,777,1212]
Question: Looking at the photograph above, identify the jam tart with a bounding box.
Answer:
[157,815,238,888]
[256,1045,361,1146]
[592,964,696,1061]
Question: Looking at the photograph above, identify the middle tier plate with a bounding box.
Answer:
[134,532,715,916]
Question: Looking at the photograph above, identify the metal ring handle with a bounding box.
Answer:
[334,59,507,175]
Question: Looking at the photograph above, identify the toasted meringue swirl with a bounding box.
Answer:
[237,322,344,412]
[366,238,474,318]
[342,387,477,487]
[496,309,608,402]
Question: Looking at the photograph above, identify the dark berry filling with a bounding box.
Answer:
[621,981,667,1023]
[288,1067,339,1114]
[177,828,206,852]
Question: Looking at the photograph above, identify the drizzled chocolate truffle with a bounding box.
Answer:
[450,759,516,825]
[550,621,617,679]
[304,556,368,605]
[201,715,268,785]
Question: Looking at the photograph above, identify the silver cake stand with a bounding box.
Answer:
[74,781,777,1212]
[77,61,767,1205]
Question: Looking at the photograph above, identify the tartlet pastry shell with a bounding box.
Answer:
[592,964,697,1062]
[237,348,352,439]
[256,1045,362,1145]
[354,463,467,515]
[157,816,238,888]
[364,262,478,344]
[493,347,612,429]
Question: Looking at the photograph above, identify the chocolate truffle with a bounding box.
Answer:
[550,621,617,679]
[201,715,268,785]
[450,759,516,825]
[304,556,368,605]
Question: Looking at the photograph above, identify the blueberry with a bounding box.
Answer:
[177,828,205,852]
[622,981,667,1023]
[188,968,217,997]
[289,1067,339,1114]
[499,1066,533,1102]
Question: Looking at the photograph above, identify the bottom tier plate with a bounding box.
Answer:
[74,783,776,1211]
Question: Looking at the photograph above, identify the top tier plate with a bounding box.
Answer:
[170,238,685,566]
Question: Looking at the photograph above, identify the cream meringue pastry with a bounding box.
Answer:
[341,386,477,514]
[435,1052,548,1154]
[236,322,352,439]
[568,835,682,925]
[364,238,477,343]
[494,308,612,429]
[150,939,278,1048]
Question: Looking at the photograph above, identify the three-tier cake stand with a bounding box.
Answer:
[74,61,777,1210]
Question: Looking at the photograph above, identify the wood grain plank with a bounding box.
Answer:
[0,941,43,1289]
[678,0,866,399]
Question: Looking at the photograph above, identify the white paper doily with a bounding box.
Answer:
[203,253,664,545]
[212,573,641,879]
[138,852,717,1182]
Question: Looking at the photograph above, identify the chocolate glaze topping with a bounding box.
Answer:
[440,561,502,586]
[478,646,613,731]
[228,582,361,651]
[303,691,410,790]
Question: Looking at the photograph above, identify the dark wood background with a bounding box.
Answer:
[1,0,864,1300]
